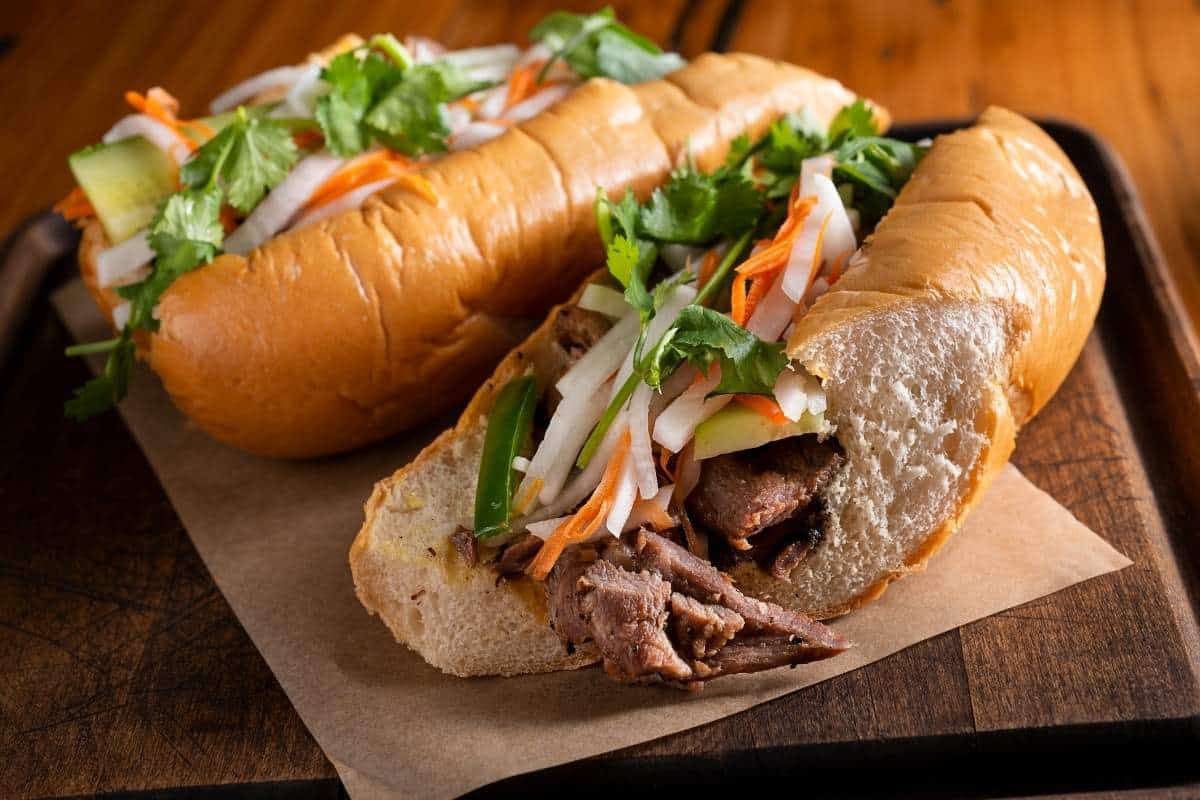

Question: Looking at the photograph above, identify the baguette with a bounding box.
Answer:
[350,107,1103,679]
[81,53,877,458]
[735,106,1104,617]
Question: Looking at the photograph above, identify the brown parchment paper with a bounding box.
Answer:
[53,279,1131,800]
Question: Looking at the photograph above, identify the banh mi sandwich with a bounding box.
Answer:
[350,105,1104,688]
[59,9,883,459]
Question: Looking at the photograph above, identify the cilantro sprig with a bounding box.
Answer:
[643,306,788,396]
[728,111,826,198]
[316,40,490,158]
[181,109,299,212]
[730,100,928,230]
[594,189,655,347]
[64,334,135,422]
[640,165,763,244]
[595,160,761,300]
[593,159,763,367]
[831,134,925,229]
[531,7,685,84]
[66,108,300,421]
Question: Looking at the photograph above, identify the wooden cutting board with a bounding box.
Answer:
[1,2,1198,798]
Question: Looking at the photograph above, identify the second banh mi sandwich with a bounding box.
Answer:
[350,105,1104,689]
[60,8,883,459]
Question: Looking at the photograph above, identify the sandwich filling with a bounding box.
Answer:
[468,102,928,687]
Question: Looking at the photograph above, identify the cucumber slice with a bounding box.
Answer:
[693,403,827,461]
[68,136,175,244]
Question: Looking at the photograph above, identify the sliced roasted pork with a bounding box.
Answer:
[686,436,844,547]
[545,530,849,688]
[579,560,693,682]
[670,593,743,659]
[631,529,846,649]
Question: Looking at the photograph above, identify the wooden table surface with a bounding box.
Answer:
[1,1,1199,798]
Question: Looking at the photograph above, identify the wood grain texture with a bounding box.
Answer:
[0,295,337,795]
[2,2,1200,798]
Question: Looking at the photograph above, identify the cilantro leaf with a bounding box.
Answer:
[120,186,224,331]
[530,8,616,79]
[65,371,121,421]
[222,117,298,212]
[64,333,135,421]
[594,28,685,83]
[316,90,368,157]
[827,99,879,145]
[596,188,641,246]
[752,114,825,198]
[644,306,788,396]
[640,170,716,243]
[605,235,640,289]
[531,7,683,84]
[426,61,493,100]
[835,136,923,189]
[315,47,488,159]
[833,135,927,229]
[758,115,825,174]
[316,51,403,157]
[605,234,656,319]
[364,75,447,156]
[639,167,762,244]
[365,63,478,156]
[724,133,754,170]
[181,109,298,211]
[147,186,224,262]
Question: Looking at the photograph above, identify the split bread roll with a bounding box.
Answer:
[349,107,1103,678]
[81,53,877,458]
[734,106,1104,617]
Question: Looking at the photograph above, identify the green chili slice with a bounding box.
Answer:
[473,375,538,539]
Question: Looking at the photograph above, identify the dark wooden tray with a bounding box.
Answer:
[1,118,1197,798]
